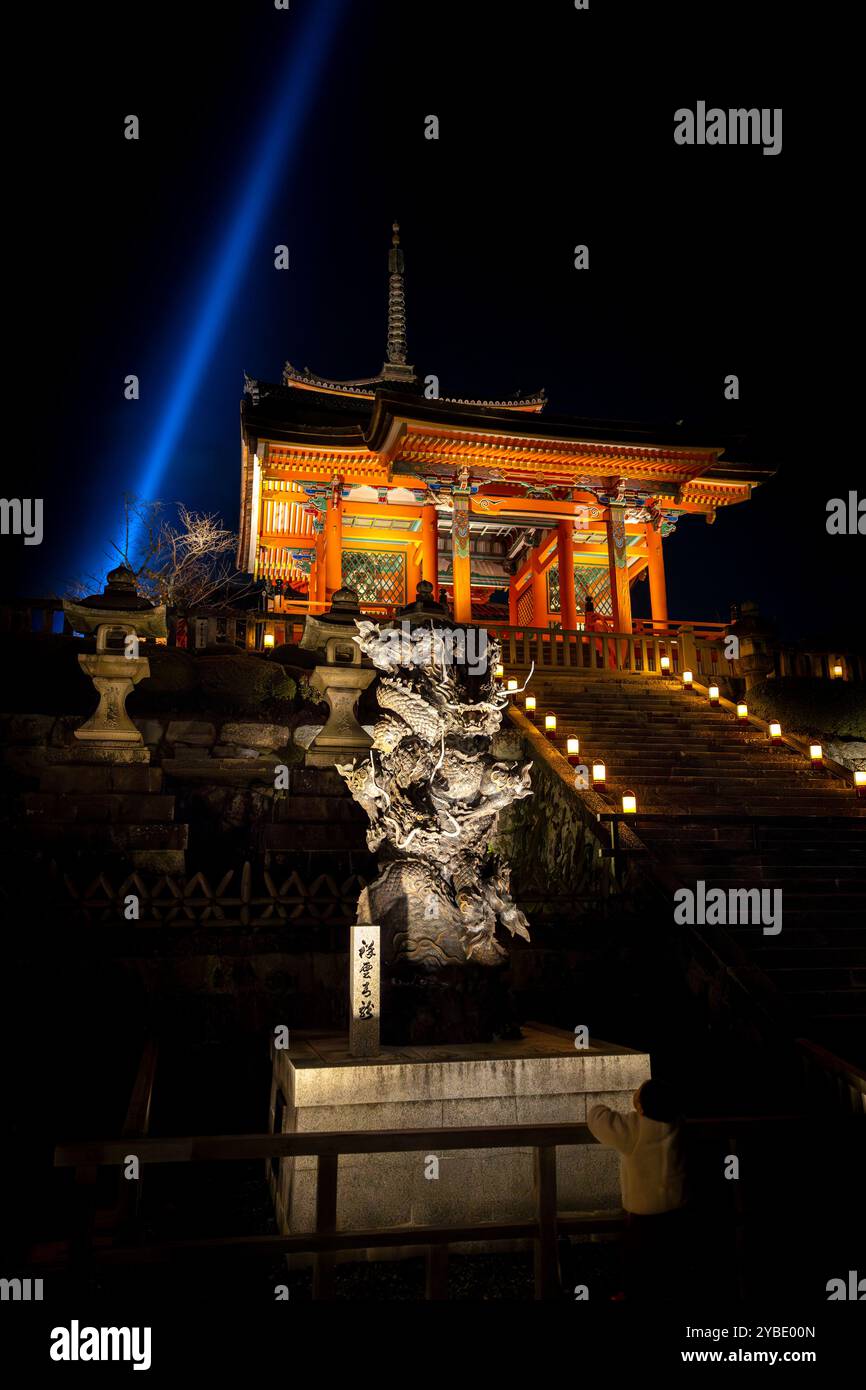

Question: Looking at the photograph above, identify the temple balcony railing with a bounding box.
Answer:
[478,621,708,677]
[3,598,862,680]
[477,621,864,683]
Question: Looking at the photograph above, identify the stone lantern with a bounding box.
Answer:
[63,566,167,751]
[300,586,375,767]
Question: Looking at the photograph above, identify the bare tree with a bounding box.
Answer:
[67,494,257,611]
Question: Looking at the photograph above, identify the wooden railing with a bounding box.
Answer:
[0,597,67,635]
[48,1105,865,1300]
[484,622,693,674]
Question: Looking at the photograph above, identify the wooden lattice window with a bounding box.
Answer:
[343,550,406,605]
[517,586,534,626]
[547,563,613,618]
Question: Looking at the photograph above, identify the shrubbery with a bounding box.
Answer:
[746,678,866,740]
[197,654,295,710]
[138,647,198,697]
[271,642,317,669]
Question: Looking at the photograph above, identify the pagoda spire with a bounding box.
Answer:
[384,221,411,374]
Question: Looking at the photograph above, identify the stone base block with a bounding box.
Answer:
[269,1024,649,1265]
[58,744,152,764]
[39,764,164,794]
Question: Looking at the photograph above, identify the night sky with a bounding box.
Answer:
[7,0,860,643]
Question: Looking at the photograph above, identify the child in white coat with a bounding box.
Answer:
[587,1079,689,1300]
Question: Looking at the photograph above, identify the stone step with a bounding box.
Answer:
[560,750,805,767]
[764,892,866,907]
[608,778,844,794]
[640,818,866,833]
[560,731,807,748]
[522,667,865,1059]
[782,990,866,1016]
[607,801,859,817]
[748,947,866,968]
[765,969,866,991]
[563,747,807,764]
[24,792,176,823]
[659,872,866,888]
[549,733,811,755]
[653,846,866,863]
[727,922,866,943]
[39,764,165,794]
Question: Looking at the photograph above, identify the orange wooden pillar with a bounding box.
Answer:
[645,523,668,629]
[508,576,519,625]
[451,489,472,623]
[421,504,439,599]
[531,551,548,627]
[557,520,577,631]
[325,492,343,596]
[605,504,632,633]
[315,534,326,611]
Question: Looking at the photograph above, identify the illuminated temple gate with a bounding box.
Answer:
[238,225,769,629]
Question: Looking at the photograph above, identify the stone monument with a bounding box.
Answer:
[348,924,380,1057]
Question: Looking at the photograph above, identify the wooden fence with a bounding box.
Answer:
[48,1057,865,1300]
[58,863,366,928]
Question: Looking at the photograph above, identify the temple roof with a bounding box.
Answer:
[276,364,547,411]
[241,386,769,496]
[245,223,545,416]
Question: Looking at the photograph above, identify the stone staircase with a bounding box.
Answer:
[520,670,866,1070]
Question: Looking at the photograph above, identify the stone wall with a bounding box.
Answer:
[0,711,313,772]
[1,708,794,1075]
[496,709,641,908]
[0,712,309,868]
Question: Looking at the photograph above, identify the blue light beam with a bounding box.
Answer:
[130,0,346,540]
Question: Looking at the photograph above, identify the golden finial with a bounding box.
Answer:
[392,221,400,245]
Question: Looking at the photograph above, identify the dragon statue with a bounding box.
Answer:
[336,613,533,971]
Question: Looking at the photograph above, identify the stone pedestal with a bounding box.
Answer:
[75,653,151,743]
[269,1024,649,1264]
[306,665,375,768]
[299,586,376,769]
